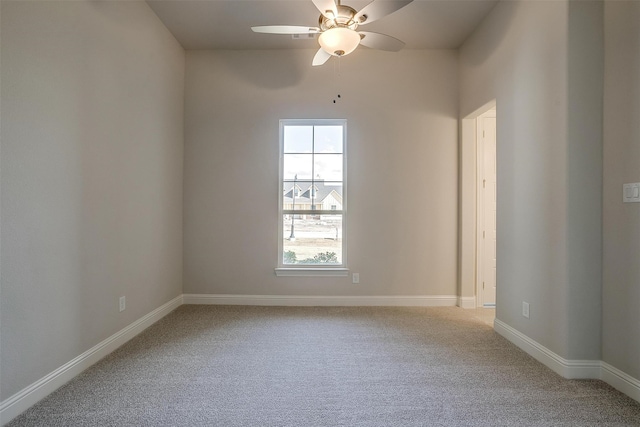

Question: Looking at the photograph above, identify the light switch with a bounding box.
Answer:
[623,183,640,203]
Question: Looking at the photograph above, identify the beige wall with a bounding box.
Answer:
[459,0,603,360]
[0,1,185,400]
[5,0,639,414]
[184,49,459,296]
[603,1,640,380]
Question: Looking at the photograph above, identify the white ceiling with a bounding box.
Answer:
[146,0,499,50]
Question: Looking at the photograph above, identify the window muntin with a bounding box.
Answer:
[278,120,346,269]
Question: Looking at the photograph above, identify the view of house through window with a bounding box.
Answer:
[280,120,346,267]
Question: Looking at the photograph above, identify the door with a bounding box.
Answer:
[477,111,496,307]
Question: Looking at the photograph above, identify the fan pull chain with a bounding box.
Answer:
[332,57,343,104]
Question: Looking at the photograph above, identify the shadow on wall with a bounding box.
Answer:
[218,50,310,89]
[461,2,515,68]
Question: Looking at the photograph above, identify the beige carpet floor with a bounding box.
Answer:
[8,305,640,426]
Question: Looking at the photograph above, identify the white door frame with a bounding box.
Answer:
[458,100,497,310]
[475,109,496,308]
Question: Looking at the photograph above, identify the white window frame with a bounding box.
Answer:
[275,119,348,277]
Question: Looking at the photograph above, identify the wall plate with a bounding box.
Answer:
[623,183,640,203]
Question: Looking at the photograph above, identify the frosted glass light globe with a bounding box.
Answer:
[319,27,360,57]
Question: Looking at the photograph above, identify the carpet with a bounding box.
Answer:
[7,305,640,426]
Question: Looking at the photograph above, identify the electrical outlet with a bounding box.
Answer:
[119,296,126,312]
[352,273,360,284]
[522,301,530,319]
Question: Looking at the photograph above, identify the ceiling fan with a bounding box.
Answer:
[251,0,413,66]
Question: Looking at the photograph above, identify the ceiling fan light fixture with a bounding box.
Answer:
[318,27,360,56]
[252,0,414,66]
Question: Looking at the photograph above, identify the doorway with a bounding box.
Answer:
[459,101,497,318]
[476,109,496,308]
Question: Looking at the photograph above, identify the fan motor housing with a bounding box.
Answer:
[319,5,358,31]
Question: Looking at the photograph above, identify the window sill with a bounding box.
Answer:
[275,268,349,277]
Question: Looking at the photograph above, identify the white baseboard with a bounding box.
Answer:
[183,293,459,307]
[494,319,640,404]
[457,296,476,309]
[4,295,639,426]
[601,362,640,403]
[494,319,601,379]
[0,295,183,426]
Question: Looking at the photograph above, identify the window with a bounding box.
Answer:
[276,119,347,276]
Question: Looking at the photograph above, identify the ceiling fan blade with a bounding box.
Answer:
[354,0,413,25]
[312,0,338,19]
[358,31,405,51]
[251,25,320,34]
[312,48,332,66]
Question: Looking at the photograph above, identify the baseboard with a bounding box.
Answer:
[601,362,640,403]
[183,293,459,307]
[494,319,640,404]
[493,319,601,379]
[457,296,476,309]
[4,296,638,426]
[0,294,183,426]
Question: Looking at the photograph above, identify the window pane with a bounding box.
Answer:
[282,215,342,265]
[314,126,343,153]
[283,154,312,180]
[284,126,313,153]
[314,153,343,181]
[314,182,343,211]
[283,180,313,210]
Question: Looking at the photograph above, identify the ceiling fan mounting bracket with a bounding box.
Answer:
[318,5,358,31]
